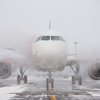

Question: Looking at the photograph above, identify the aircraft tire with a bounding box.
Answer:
[51,79,54,89]
[23,75,27,84]
[46,78,49,91]
[78,76,82,85]
[17,75,21,84]
[72,76,75,85]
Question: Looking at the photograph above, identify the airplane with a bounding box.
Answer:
[0,29,99,91]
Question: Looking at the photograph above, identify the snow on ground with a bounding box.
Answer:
[0,85,26,100]
[1,81,100,100]
[87,88,100,97]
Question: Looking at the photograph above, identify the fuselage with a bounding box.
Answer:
[32,30,68,71]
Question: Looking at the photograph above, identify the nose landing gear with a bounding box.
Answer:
[46,71,54,92]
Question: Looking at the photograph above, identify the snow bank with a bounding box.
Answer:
[0,85,26,100]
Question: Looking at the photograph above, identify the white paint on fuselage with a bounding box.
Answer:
[32,30,68,71]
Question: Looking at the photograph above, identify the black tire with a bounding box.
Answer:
[17,75,21,84]
[72,76,75,85]
[23,75,27,84]
[51,79,54,89]
[78,76,82,85]
[46,78,49,91]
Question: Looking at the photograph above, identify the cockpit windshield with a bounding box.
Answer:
[35,36,41,42]
[51,36,65,42]
[35,35,65,42]
[51,36,59,41]
[41,36,50,40]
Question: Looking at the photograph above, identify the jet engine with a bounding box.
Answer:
[0,62,11,79]
[88,62,100,80]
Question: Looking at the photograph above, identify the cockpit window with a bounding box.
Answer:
[41,36,50,40]
[35,36,41,42]
[51,36,59,41]
[51,36,65,42]
[35,35,65,42]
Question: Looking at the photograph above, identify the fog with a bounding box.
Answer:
[0,0,100,61]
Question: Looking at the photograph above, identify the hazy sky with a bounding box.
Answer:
[0,0,100,59]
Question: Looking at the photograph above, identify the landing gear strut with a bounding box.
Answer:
[46,71,54,92]
[70,63,82,86]
[17,67,28,84]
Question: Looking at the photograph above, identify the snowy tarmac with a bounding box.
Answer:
[1,79,100,100]
[0,70,100,100]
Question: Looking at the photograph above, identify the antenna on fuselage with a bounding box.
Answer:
[49,20,51,30]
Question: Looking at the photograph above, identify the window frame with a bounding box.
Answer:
[41,36,50,41]
[35,36,41,42]
[51,36,60,41]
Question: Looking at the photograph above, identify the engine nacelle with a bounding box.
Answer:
[0,62,11,79]
[88,63,100,80]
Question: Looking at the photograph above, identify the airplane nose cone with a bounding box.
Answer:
[37,42,66,57]
[33,42,67,70]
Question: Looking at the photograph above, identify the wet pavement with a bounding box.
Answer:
[5,80,100,100]
[1,72,100,100]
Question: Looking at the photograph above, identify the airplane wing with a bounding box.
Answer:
[0,48,29,79]
[0,29,37,68]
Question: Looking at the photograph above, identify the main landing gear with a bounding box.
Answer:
[46,71,54,92]
[17,67,28,84]
[70,63,82,86]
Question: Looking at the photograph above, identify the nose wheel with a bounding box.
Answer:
[46,72,54,92]
[46,78,54,91]
[17,67,28,84]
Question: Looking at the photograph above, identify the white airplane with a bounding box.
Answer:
[0,29,99,90]
[32,30,67,72]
